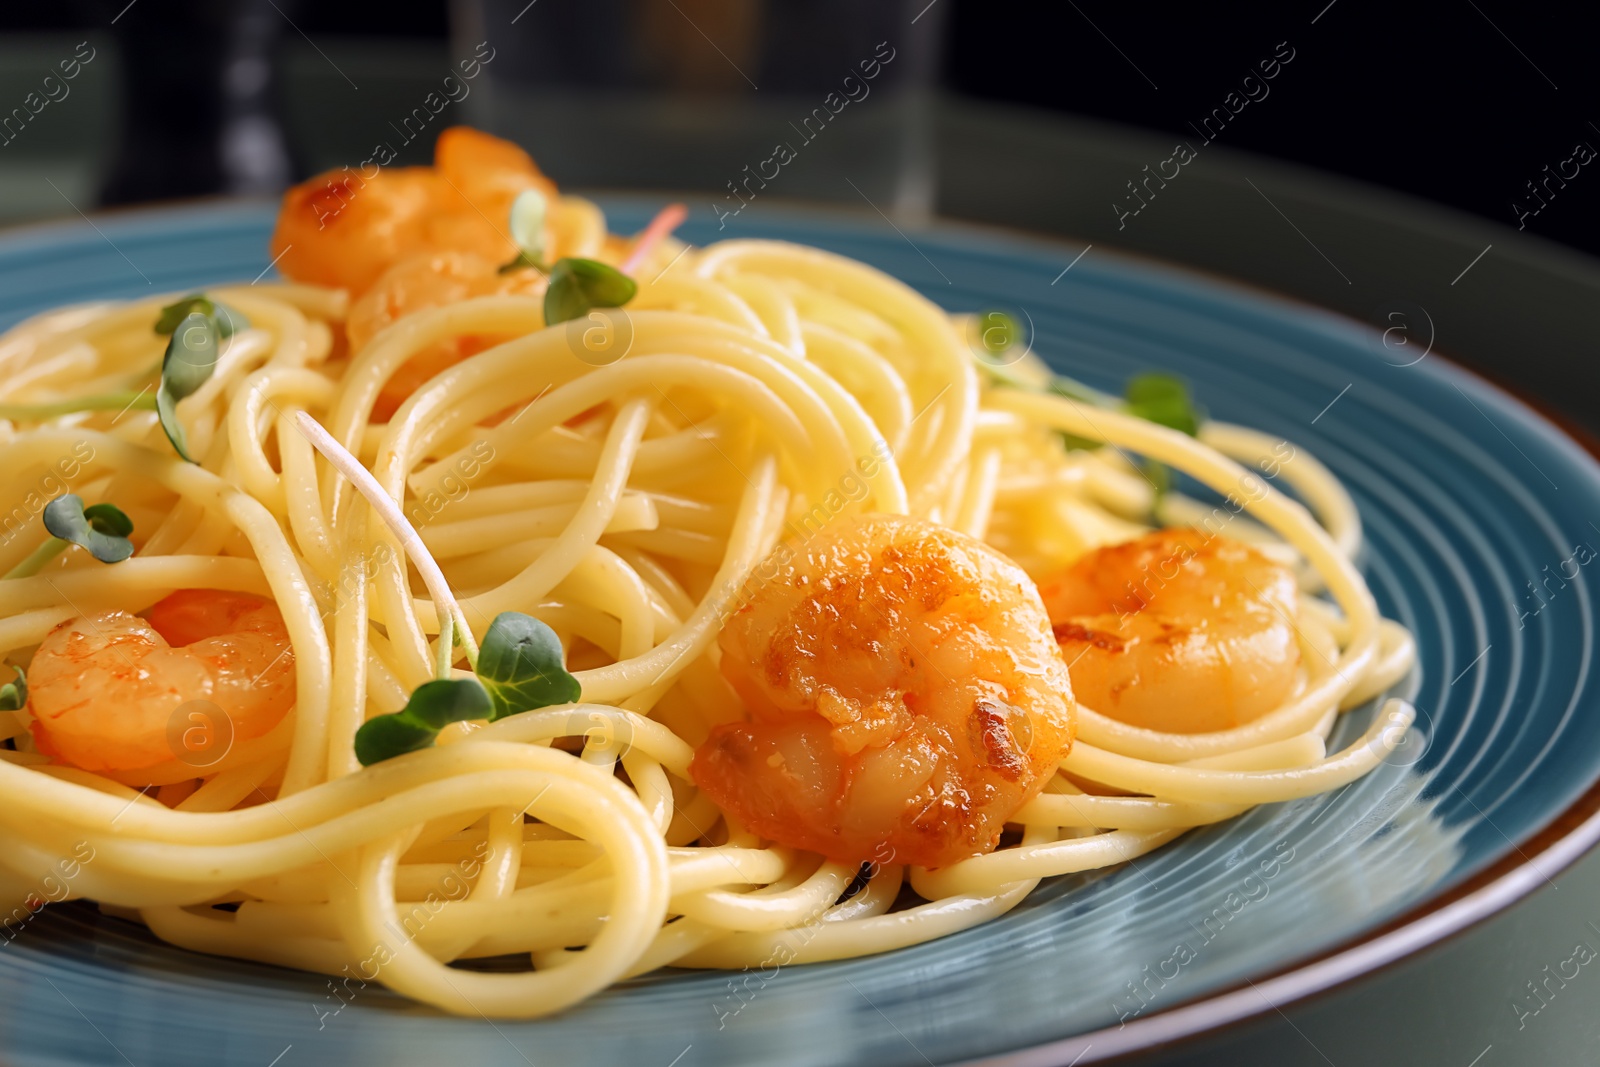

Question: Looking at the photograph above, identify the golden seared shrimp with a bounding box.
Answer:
[269,167,441,295]
[269,126,555,295]
[1040,528,1300,734]
[692,514,1076,868]
[27,590,296,775]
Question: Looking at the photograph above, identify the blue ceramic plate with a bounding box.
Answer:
[2,201,1599,1067]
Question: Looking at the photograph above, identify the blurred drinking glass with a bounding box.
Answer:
[451,0,944,223]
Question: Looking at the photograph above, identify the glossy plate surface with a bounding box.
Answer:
[0,201,1596,1067]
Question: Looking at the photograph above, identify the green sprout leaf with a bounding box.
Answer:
[974,354,1206,514]
[498,191,637,324]
[354,677,494,766]
[1119,373,1203,508]
[498,190,550,274]
[162,312,221,399]
[544,258,637,326]
[155,388,194,462]
[155,294,246,339]
[153,298,243,462]
[157,311,221,463]
[0,667,26,712]
[41,494,134,564]
[82,502,134,538]
[1122,373,1205,437]
[354,613,580,764]
[476,611,581,720]
[973,310,1020,357]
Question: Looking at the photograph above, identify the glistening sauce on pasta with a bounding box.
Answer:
[0,128,1417,1018]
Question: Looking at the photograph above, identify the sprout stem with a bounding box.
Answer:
[4,538,67,580]
[436,611,455,681]
[292,411,480,668]
[0,390,158,421]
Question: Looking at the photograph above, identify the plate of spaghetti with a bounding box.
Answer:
[1,129,1598,1067]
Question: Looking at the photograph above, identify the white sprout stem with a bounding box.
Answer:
[293,411,479,671]
[436,610,455,679]
[509,188,548,264]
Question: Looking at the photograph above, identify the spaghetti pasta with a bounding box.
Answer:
[0,146,1415,1018]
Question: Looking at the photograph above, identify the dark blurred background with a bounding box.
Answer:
[2,0,1595,252]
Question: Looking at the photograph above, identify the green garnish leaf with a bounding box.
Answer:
[0,667,26,712]
[354,677,494,766]
[352,711,438,765]
[157,311,221,463]
[1120,374,1202,511]
[973,310,1021,357]
[498,189,551,274]
[155,295,246,339]
[41,494,134,564]
[475,611,581,720]
[82,502,134,538]
[975,356,1206,514]
[544,258,637,326]
[1122,373,1205,437]
[162,312,220,400]
[156,387,194,462]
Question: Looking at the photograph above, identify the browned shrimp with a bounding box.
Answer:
[269,127,556,295]
[1040,528,1301,734]
[692,515,1076,868]
[28,590,295,774]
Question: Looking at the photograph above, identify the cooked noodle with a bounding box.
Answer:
[0,203,1415,1016]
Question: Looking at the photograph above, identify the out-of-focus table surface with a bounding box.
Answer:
[4,33,1598,1067]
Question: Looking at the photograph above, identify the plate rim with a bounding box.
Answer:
[2,198,1598,1065]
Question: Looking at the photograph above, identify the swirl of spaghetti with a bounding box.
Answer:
[0,177,1418,1018]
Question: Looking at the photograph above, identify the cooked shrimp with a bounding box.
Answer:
[28,590,295,775]
[692,514,1076,868]
[1040,528,1300,734]
[433,126,556,228]
[269,127,555,296]
[271,167,444,295]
